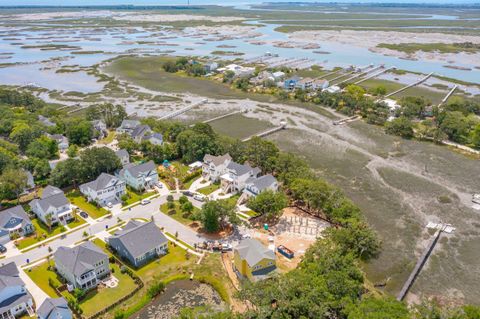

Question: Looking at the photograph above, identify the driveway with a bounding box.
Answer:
[19,268,49,309]
[189,177,210,192]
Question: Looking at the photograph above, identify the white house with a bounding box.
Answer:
[218,64,255,78]
[243,174,279,198]
[0,262,34,318]
[116,120,141,135]
[79,173,126,206]
[118,161,158,191]
[29,186,72,225]
[295,77,314,90]
[202,154,232,182]
[311,79,329,90]
[220,162,261,193]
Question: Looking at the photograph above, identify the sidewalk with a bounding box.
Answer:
[19,268,49,310]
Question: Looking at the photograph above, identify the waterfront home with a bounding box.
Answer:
[218,64,255,78]
[0,262,34,318]
[92,120,107,139]
[115,149,130,166]
[204,61,218,73]
[108,221,168,268]
[311,79,329,90]
[118,161,158,191]
[54,241,110,290]
[116,119,141,135]
[220,162,261,193]
[324,85,341,94]
[0,206,34,244]
[37,297,72,319]
[295,77,314,90]
[79,173,126,206]
[130,124,152,144]
[202,153,232,182]
[234,238,276,282]
[30,186,72,225]
[47,134,69,152]
[243,174,279,198]
[272,71,285,81]
[283,76,300,90]
[142,132,163,146]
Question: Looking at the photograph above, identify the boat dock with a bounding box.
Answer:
[189,109,246,127]
[385,72,434,98]
[336,65,383,86]
[332,115,360,126]
[354,66,396,85]
[159,99,207,120]
[396,223,455,301]
[241,122,287,142]
[437,85,458,108]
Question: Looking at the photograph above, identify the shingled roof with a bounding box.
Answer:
[110,221,168,259]
[235,238,275,267]
[37,297,71,319]
[54,241,108,277]
[0,206,31,231]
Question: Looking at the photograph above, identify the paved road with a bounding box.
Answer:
[4,194,205,267]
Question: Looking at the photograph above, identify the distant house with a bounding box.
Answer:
[272,71,285,81]
[118,160,158,191]
[324,85,341,94]
[218,64,255,78]
[38,115,55,127]
[47,134,69,152]
[142,132,163,146]
[108,221,168,268]
[234,238,276,282]
[92,120,107,139]
[202,153,232,182]
[115,149,130,166]
[116,120,141,135]
[54,241,110,290]
[0,262,34,318]
[0,206,34,244]
[22,170,35,194]
[295,77,314,90]
[243,174,278,198]
[79,173,126,206]
[30,186,72,225]
[249,71,274,85]
[204,61,218,73]
[284,76,300,90]
[311,79,329,90]
[37,297,72,319]
[220,162,261,193]
[130,125,152,144]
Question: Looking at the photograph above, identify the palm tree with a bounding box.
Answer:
[45,213,53,233]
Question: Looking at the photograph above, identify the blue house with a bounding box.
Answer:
[108,221,168,268]
[283,77,300,90]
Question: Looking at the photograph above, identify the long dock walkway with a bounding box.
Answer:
[159,99,207,120]
[241,123,287,142]
[396,228,443,301]
[437,85,457,107]
[354,66,396,85]
[385,72,434,98]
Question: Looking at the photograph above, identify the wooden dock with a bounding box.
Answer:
[336,65,383,86]
[385,72,434,98]
[354,66,396,85]
[159,99,207,120]
[437,85,457,108]
[241,123,287,142]
[201,110,246,124]
[332,115,360,126]
[396,228,443,301]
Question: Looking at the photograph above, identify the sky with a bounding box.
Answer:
[0,0,478,6]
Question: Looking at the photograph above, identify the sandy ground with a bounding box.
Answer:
[290,30,480,67]
[113,13,245,23]
[182,25,262,40]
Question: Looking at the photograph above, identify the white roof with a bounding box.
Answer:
[189,161,203,169]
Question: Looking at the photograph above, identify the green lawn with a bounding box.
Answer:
[197,183,220,195]
[98,131,115,144]
[67,191,109,219]
[135,242,192,284]
[16,219,67,250]
[26,260,65,298]
[159,201,199,226]
[122,189,154,207]
[243,210,259,217]
[68,216,87,229]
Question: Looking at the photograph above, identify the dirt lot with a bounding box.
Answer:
[254,207,330,271]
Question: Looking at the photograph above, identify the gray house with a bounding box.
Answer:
[118,161,158,191]
[108,221,168,268]
[115,149,130,166]
[30,186,72,226]
[0,262,34,318]
[116,120,141,135]
[0,206,34,244]
[143,132,163,146]
[243,174,278,198]
[54,241,110,290]
[37,297,72,319]
[92,120,107,140]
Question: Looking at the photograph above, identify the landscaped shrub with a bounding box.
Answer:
[168,209,176,215]
[147,281,166,298]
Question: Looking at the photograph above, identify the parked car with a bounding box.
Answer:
[79,211,88,219]
[156,182,163,189]
[141,199,151,205]
[182,191,194,197]
[221,243,233,252]
[193,194,206,202]
[107,202,113,208]
[0,244,6,253]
